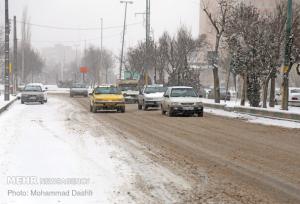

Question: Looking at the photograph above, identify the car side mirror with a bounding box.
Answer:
[89,93,93,96]
[45,87,48,90]
[164,95,169,98]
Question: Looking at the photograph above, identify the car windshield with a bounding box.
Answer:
[291,89,300,94]
[119,84,138,91]
[23,85,42,92]
[72,84,86,88]
[94,87,121,94]
[144,87,167,94]
[170,88,198,97]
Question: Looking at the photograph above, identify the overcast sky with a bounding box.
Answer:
[1,0,200,55]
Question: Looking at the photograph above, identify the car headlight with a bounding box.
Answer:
[171,102,180,106]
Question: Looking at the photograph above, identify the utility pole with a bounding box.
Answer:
[281,0,293,110]
[13,16,18,94]
[4,0,10,101]
[145,0,151,85]
[100,18,104,84]
[119,1,133,80]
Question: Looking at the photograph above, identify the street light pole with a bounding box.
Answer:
[281,0,293,110]
[119,1,133,80]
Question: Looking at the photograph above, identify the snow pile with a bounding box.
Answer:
[45,85,70,93]
[0,95,16,111]
[205,108,300,129]
[202,98,300,114]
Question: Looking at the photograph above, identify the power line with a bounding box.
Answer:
[14,20,142,31]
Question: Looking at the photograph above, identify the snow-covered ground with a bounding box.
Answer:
[0,95,191,204]
[0,95,16,110]
[205,108,300,129]
[45,85,70,94]
[202,98,300,114]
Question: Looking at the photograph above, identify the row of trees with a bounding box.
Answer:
[126,0,300,108]
[0,8,45,85]
[126,27,206,92]
[203,0,300,107]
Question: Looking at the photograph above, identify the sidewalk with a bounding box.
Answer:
[0,92,17,115]
[202,98,300,122]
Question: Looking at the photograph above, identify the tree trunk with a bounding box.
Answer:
[241,73,247,106]
[213,67,220,103]
[213,35,221,104]
[269,77,276,107]
[262,77,270,108]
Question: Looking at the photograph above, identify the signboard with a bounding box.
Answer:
[124,71,140,80]
[80,67,89,73]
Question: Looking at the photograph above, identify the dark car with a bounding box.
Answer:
[70,83,88,97]
[208,88,231,101]
[21,85,45,104]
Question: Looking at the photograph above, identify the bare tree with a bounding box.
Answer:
[202,0,233,103]
[81,46,115,86]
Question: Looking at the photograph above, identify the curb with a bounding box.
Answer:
[0,97,17,115]
[203,102,300,122]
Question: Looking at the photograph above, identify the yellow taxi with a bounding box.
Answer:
[90,85,125,113]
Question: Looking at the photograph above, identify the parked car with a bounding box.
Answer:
[89,85,125,113]
[21,84,46,104]
[274,87,300,106]
[26,83,48,103]
[274,88,281,105]
[161,86,204,117]
[137,84,167,110]
[207,87,231,101]
[70,83,88,97]
[289,87,300,106]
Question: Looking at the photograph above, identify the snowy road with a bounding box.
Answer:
[1,93,300,204]
[0,94,191,204]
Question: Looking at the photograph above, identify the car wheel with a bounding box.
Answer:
[198,111,204,117]
[21,100,24,104]
[41,101,44,104]
[138,103,142,110]
[120,106,125,113]
[92,105,97,113]
[143,102,148,111]
[45,99,47,103]
[168,107,174,117]
[161,105,166,115]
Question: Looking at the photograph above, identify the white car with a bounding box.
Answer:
[274,87,300,106]
[161,86,204,117]
[27,83,48,103]
[138,85,167,110]
[289,87,300,106]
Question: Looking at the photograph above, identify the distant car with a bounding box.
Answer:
[274,87,300,106]
[275,88,281,105]
[70,83,88,97]
[117,80,139,104]
[208,87,231,100]
[89,85,125,113]
[289,87,300,106]
[161,86,204,117]
[26,83,48,103]
[137,84,167,110]
[21,84,45,104]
